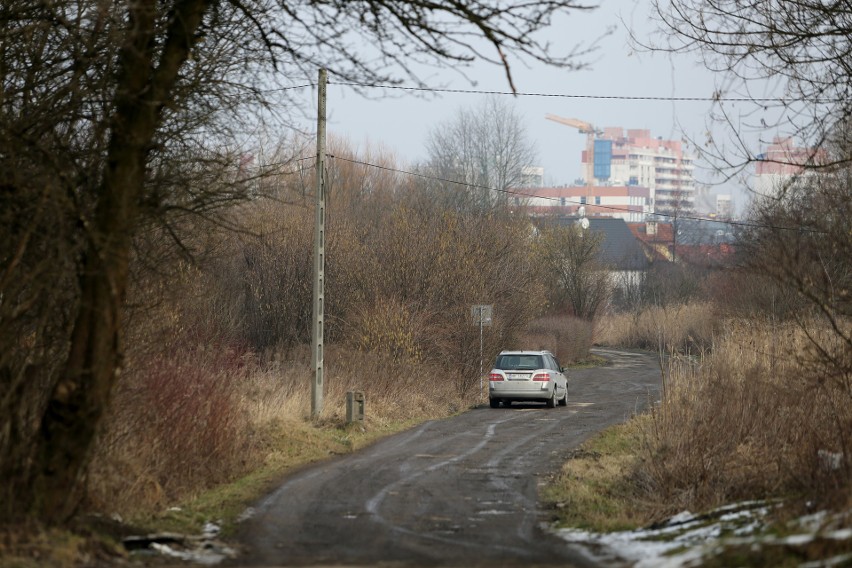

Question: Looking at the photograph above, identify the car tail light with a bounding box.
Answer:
[489,373,504,382]
[532,372,550,381]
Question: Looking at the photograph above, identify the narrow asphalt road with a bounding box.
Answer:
[232,348,661,567]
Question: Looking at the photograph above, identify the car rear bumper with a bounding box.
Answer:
[489,382,553,400]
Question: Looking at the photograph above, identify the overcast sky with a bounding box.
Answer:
[289,0,774,212]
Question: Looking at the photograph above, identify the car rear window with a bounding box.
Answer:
[495,354,543,371]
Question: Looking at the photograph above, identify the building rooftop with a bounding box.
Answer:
[549,217,650,271]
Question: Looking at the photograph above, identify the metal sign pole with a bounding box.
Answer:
[479,307,484,405]
[472,305,493,406]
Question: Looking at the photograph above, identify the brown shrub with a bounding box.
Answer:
[88,342,254,513]
[522,316,594,363]
[637,319,852,517]
[348,298,426,363]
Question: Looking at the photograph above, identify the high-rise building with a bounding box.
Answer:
[754,136,820,197]
[544,116,697,218]
[589,128,695,214]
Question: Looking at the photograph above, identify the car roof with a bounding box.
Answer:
[498,350,553,356]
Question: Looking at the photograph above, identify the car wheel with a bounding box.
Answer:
[546,389,557,408]
[502,400,512,408]
[559,390,568,406]
[489,398,500,409]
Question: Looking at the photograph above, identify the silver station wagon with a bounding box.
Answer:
[488,350,568,409]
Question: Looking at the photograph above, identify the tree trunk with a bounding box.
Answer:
[33,233,132,521]
[28,0,211,522]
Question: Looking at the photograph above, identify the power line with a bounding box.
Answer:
[229,79,838,104]
[237,154,315,176]
[260,83,315,94]
[328,81,838,104]
[325,153,827,234]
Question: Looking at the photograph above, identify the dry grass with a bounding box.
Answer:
[0,523,124,568]
[638,318,852,518]
[595,302,721,353]
[548,313,852,534]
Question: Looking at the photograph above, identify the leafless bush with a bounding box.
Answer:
[738,160,851,394]
[637,320,852,515]
[89,344,253,512]
[535,219,612,320]
[706,267,807,321]
[226,208,314,350]
[348,298,428,363]
[613,262,708,311]
[523,316,594,363]
[87,250,257,513]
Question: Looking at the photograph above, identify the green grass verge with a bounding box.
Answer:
[541,414,654,533]
[567,353,609,369]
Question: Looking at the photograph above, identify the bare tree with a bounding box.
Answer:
[537,220,612,320]
[424,95,538,211]
[739,150,852,370]
[648,1,852,474]
[648,0,851,370]
[647,0,852,181]
[0,0,600,523]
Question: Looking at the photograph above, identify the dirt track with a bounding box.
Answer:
[232,348,661,567]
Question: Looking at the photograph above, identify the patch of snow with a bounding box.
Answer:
[559,527,683,565]
[779,533,814,546]
[796,510,828,531]
[126,522,236,565]
[150,541,237,566]
[665,511,695,525]
[800,553,852,568]
[552,501,774,568]
[202,522,221,538]
[552,503,852,568]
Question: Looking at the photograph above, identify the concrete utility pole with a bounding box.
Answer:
[311,68,327,418]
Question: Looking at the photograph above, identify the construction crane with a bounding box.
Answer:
[545,113,602,189]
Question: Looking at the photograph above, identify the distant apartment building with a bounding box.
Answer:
[754,136,821,197]
[520,166,545,188]
[517,184,650,223]
[588,128,695,214]
[545,116,696,214]
[715,194,733,219]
